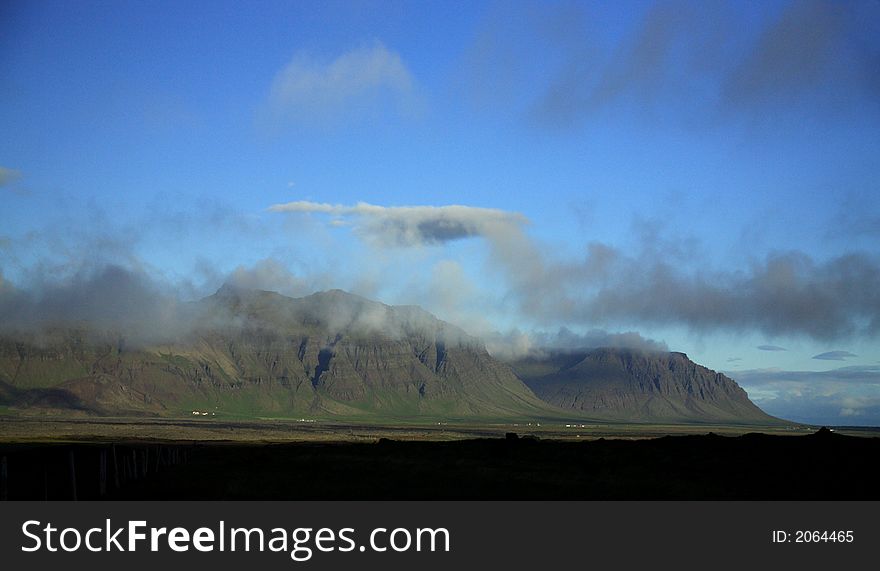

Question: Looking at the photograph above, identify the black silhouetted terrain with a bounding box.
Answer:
[2,428,877,500]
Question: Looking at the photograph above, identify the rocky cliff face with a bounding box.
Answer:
[0,287,553,419]
[508,348,778,424]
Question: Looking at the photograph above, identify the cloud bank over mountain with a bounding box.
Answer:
[271,201,880,344]
[2,194,877,367]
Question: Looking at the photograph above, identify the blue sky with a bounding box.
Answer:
[2,0,880,425]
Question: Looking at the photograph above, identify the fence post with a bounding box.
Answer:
[68,449,77,501]
[1,456,8,501]
[112,445,120,489]
[99,449,107,497]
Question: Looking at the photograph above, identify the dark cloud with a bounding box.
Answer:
[0,264,188,345]
[813,350,858,361]
[461,1,591,112]
[532,0,718,126]
[470,0,880,128]
[758,345,787,351]
[722,0,853,108]
[493,230,880,342]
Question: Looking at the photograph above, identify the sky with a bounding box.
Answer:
[1,0,879,425]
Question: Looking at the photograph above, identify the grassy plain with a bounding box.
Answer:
[0,413,844,444]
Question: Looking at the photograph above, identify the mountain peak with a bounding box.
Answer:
[509,347,779,424]
[207,283,286,308]
[304,288,380,306]
[214,282,243,298]
[213,281,274,297]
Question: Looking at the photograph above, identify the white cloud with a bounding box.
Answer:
[268,200,529,247]
[265,42,417,125]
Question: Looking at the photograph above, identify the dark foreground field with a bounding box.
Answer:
[2,427,879,500]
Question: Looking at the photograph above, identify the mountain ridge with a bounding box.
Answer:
[0,286,778,424]
[507,347,779,424]
[0,286,554,420]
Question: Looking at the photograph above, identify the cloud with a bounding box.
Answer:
[727,357,743,363]
[722,0,854,108]
[734,365,880,385]
[271,200,880,342]
[469,0,880,129]
[0,258,356,343]
[484,326,668,361]
[469,211,880,340]
[813,350,858,361]
[532,0,710,126]
[224,259,311,298]
[268,201,529,247]
[758,345,787,351]
[839,406,862,417]
[731,365,880,425]
[0,260,463,349]
[502,243,880,342]
[0,264,188,344]
[264,42,418,127]
[826,192,880,240]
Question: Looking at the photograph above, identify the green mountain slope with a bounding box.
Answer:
[0,286,555,420]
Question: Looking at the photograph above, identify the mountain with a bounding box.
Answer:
[0,286,554,420]
[507,348,778,424]
[0,286,779,424]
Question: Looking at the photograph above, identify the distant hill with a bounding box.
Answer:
[0,286,554,420]
[507,348,779,424]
